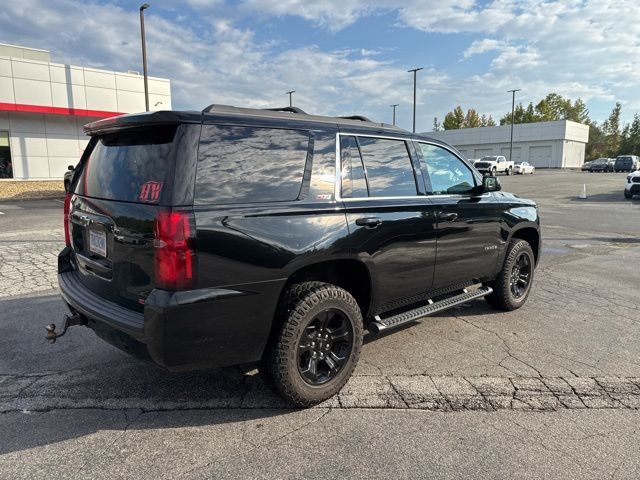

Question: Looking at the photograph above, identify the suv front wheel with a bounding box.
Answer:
[262,282,363,407]
[485,239,535,311]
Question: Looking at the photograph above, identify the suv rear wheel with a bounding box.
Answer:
[485,239,535,311]
[262,282,363,407]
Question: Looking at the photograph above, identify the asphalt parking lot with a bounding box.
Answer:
[1,170,639,479]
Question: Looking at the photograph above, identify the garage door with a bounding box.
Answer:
[500,147,521,163]
[474,148,493,158]
[529,146,552,167]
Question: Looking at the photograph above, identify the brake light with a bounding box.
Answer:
[63,194,72,246]
[154,210,196,290]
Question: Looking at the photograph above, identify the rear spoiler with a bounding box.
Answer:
[84,110,200,136]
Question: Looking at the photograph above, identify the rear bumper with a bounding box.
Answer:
[58,267,285,371]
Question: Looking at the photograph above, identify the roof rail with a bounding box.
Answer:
[264,106,307,114]
[202,103,233,113]
[338,115,372,122]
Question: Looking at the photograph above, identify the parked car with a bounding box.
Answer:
[63,165,75,193]
[624,171,640,198]
[587,158,614,172]
[614,155,640,172]
[474,155,514,176]
[581,160,595,171]
[513,162,535,175]
[51,105,540,407]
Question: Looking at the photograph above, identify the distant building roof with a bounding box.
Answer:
[424,120,589,145]
[0,43,50,62]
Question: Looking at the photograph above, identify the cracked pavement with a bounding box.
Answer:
[1,172,640,479]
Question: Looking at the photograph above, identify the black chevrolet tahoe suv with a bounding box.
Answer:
[54,105,540,406]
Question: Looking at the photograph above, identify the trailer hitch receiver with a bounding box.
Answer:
[46,313,86,344]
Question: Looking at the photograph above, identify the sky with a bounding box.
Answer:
[1,0,639,132]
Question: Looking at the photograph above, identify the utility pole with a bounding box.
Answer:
[285,90,295,107]
[390,104,399,126]
[508,89,521,164]
[139,3,150,112]
[408,67,423,133]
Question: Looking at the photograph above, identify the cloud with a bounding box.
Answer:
[463,39,507,58]
[0,0,638,129]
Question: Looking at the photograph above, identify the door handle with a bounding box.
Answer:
[438,212,458,222]
[355,217,382,229]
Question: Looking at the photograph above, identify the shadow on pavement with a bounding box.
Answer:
[0,293,299,455]
[566,192,640,203]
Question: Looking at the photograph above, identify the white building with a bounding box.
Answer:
[425,120,590,168]
[0,43,171,180]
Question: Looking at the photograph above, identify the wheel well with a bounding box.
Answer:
[512,227,540,264]
[283,260,372,318]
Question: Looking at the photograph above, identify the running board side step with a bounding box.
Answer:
[369,286,493,333]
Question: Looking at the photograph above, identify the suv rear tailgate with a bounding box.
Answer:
[68,124,197,311]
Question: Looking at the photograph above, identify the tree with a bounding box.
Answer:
[499,94,590,125]
[432,117,443,132]
[601,102,622,157]
[621,113,640,155]
[464,108,481,128]
[443,106,465,130]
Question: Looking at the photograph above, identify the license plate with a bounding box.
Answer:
[89,230,107,257]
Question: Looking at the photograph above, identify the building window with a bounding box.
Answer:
[0,132,12,179]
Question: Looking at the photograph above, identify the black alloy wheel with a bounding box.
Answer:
[262,282,363,407]
[509,252,532,299]
[297,308,353,385]
[485,238,535,311]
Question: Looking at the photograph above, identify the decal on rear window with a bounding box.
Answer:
[139,181,163,203]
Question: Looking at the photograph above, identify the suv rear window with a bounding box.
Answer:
[196,125,310,205]
[76,126,177,203]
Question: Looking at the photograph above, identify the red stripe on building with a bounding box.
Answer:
[0,102,124,118]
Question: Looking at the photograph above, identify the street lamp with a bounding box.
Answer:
[390,104,399,126]
[408,67,423,133]
[285,90,295,107]
[139,3,150,112]
[507,89,521,164]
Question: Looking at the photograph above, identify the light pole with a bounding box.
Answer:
[285,90,295,107]
[408,67,423,133]
[507,88,521,164]
[390,104,399,126]
[139,3,150,112]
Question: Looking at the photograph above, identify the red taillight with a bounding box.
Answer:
[154,210,196,290]
[63,194,72,246]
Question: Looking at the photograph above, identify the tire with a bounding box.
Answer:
[624,190,632,199]
[485,239,535,311]
[507,167,512,176]
[492,167,497,176]
[262,281,363,407]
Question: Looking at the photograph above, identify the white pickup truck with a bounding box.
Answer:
[474,155,514,176]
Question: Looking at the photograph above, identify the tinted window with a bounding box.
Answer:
[417,143,476,195]
[76,126,177,203]
[307,132,336,202]
[357,137,416,197]
[340,136,368,198]
[196,126,310,205]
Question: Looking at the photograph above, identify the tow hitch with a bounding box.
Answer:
[45,313,86,344]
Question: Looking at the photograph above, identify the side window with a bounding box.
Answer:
[417,143,476,195]
[340,136,368,198]
[195,126,309,205]
[357,137,417,197]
